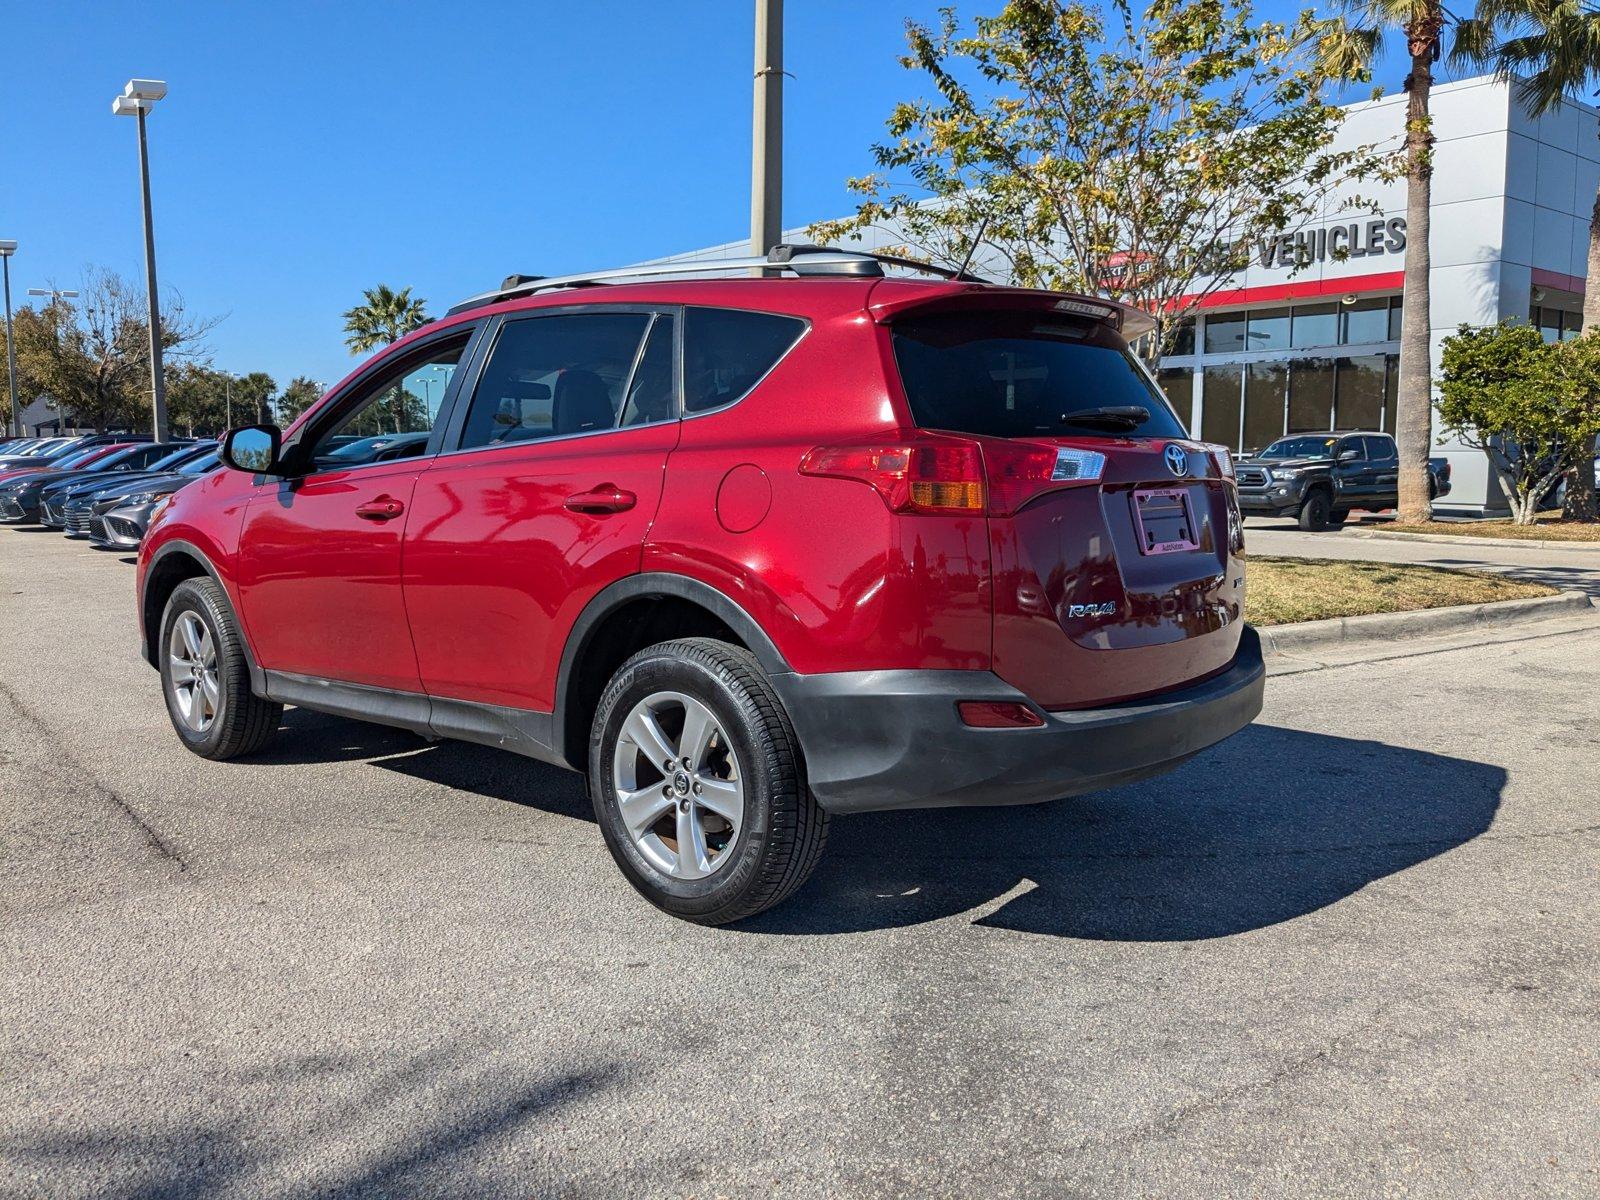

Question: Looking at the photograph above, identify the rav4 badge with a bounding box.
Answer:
[1067,602,1118,618]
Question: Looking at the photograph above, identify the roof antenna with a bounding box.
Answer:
[956,215,991,281]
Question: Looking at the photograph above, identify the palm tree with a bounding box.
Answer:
[341,284,429,355]
[1318,1,1450,524]
[1454,0,1600,521]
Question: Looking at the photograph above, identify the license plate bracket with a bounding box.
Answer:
[1132,487,1198,554]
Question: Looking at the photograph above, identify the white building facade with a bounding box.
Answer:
[658,75,1600,513]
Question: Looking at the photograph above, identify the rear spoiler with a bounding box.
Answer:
[866,283,1156,341]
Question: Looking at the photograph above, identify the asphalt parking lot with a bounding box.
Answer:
[2,527,1597,1199]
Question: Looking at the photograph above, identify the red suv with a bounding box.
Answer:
[137,248,1263,924]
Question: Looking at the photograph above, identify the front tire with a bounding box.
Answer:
[589,638,828,925]
[159,578,282,760]
[1297,489,1332,531]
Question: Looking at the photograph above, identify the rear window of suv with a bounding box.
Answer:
[685,308,806,413]
[891,311,1187,440]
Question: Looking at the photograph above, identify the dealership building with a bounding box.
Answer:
[657,75,1600,515]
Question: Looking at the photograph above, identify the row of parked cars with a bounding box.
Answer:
[0,434,222,548]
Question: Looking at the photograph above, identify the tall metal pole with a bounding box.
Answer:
[749,0,783,260]
[2,256,17,439]
[135,106,169,441]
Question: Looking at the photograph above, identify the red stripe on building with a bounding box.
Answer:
[1531,267,1586,295]
[1186,270,1405,310]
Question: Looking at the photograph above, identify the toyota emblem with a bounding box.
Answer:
[1164,444,1189,477]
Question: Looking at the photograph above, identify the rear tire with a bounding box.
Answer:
[588,637,828,925]
[159,578,282,760]
[1298,489,1332,531]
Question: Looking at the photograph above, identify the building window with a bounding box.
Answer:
[1165,318,1195,357]
[1246,308,1291,351]
[1336,354,1386,431]
[1288,357,1336,431]
[1203,313,1248,355]
[1291,303,1339,350]
[1200,364,1243,449]
[1382,353,1399,432]
[1342,296,1391,345]
[1243,362,1288,451]
[1530,304,1582,343]
[1158,368,1195,431]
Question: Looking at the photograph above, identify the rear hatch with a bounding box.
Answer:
[889,303,1245,709]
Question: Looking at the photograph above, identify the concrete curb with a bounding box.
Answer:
[1341,528,1600,552]
[1257,589,1597,656]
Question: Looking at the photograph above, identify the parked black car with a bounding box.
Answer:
[1,441,193,524]
[70,449,222,543]
[1234,432,1452,530]
[38,443,209,530]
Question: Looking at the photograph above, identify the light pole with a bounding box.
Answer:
[112,78,170,441]
[0,241,16,439]
[750,0,783,261]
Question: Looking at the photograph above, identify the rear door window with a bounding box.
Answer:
[892,311,1187,439]
[1363,435,1395,460]
[456,311,666,450]
[684,308,806,414]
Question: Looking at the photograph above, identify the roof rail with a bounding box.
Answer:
[445,244,988,315]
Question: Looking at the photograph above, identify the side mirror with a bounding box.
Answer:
[221,424,283,475]
[1338,449,1360,462]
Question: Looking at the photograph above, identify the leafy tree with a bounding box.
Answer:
[1437,321,1600,522]
[342,285,429,355]
[277,376,325,424]
[1317,0,1451,525]
[167,363,230,435]
[232,371,277,425]
[810,0,1386,362]
[9,268,216,433]
[1452,0,1600,521]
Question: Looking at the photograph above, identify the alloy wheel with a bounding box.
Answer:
[612,690,745,880]
[167,611,219,733]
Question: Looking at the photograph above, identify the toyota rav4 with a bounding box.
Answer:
[137,247,1264,924]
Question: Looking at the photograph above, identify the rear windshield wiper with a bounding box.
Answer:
[1059,405,1148,430]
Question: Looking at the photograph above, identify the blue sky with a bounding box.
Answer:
[4,1,1415,390]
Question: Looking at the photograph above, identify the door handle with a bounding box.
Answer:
[355,496,406,521]
[564,486,636,514]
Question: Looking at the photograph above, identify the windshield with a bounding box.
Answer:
[54,447,108,469]
[1260,436,1339,459]
[891,311,1187,440]
[146,444,204,471]
[176,451,220,475]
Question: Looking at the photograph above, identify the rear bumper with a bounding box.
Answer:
[771,626,1265,814]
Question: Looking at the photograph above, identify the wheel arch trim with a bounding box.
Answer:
[553,573,792,766]
[142,539,266,692]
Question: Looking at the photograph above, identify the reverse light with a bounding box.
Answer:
[1206,443,1235,478]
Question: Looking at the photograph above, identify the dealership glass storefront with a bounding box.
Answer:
[1155,296,1403,453]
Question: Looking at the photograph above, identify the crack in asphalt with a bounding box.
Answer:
[0,672,190,874]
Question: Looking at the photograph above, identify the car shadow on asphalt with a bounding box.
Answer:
[255,712,1505,942]
[742,723,1506,941]
[258,708,594,823]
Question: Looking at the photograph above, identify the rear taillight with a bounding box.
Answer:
[1206,443,1235,478]
[798,436,986,514]
[800,435,1104,516]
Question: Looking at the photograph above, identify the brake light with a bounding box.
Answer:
[983,443,1105,514]
[798,436,986,513]
[800,435,1107,516]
